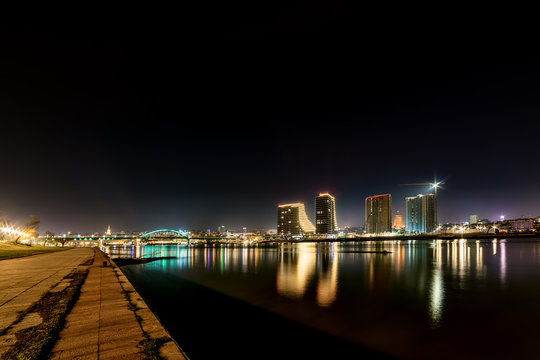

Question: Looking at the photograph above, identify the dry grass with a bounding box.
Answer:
[0,243,68,261]
[0,269,88,360]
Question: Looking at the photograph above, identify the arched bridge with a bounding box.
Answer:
[57,229,230,245]
[142,229,191,240]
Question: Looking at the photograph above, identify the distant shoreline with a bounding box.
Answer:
[270,232,540,243]
[59,232,540,248]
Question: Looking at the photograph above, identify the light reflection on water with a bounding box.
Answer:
[107,239,540,359]
[276,243,339,307]
[105,239,521,322]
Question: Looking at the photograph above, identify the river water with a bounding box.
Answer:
[107,239,540,359]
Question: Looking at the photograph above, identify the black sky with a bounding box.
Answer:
[1,3,539,233]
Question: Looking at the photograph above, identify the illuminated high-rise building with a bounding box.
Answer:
[277,203,316,236]
[393,213,404,229]
[365,194,392,234]
[470,214,478,224]
[406,194,435,233]
[315,193,338,234]
[106,224,111,235]
[405,196,421,232]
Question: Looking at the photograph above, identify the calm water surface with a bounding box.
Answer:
[107,240,540,359]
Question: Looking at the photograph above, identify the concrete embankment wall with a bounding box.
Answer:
[108,254,189,360]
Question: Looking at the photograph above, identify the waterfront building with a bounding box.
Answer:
[277,203,316,236]
[393,213,404,229]
[405,194,435,233]
[365,194,392,234]
[470,214,478,224]
[106,225,111,235]
[315,193,338,234]
[510,219,534,231]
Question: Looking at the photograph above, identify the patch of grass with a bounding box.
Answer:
[0,269,88,360]
[140,336,170,360]
[0,243,69,261]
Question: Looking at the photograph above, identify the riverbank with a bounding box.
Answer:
[0,248,186,359]
[0,242,68,260]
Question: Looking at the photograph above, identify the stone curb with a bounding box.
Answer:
[108,256,189,360]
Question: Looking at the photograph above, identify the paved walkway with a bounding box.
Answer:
[51,251,186,360]
[0,248,186,360]
[0,248,94,335]
[51,251,145,359]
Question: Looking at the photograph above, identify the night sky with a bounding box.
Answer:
[1,4,539,233]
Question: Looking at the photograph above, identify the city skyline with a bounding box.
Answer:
[2,4,540,360]
[32,183,540,235]
[3,181,540,234]
[1,5,540,234]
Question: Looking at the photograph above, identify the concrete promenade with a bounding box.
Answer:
[0,248,186,359]
[0,248,93,337]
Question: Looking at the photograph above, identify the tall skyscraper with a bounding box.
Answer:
[106,224,111,235]
[470,214,478,224]
[365,194,392,234]
[277,203,316,236]
[315,193,338,234]
[406,194,435,233]
[406,196,421,232]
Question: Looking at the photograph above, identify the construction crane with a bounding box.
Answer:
[400,179,445,227]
